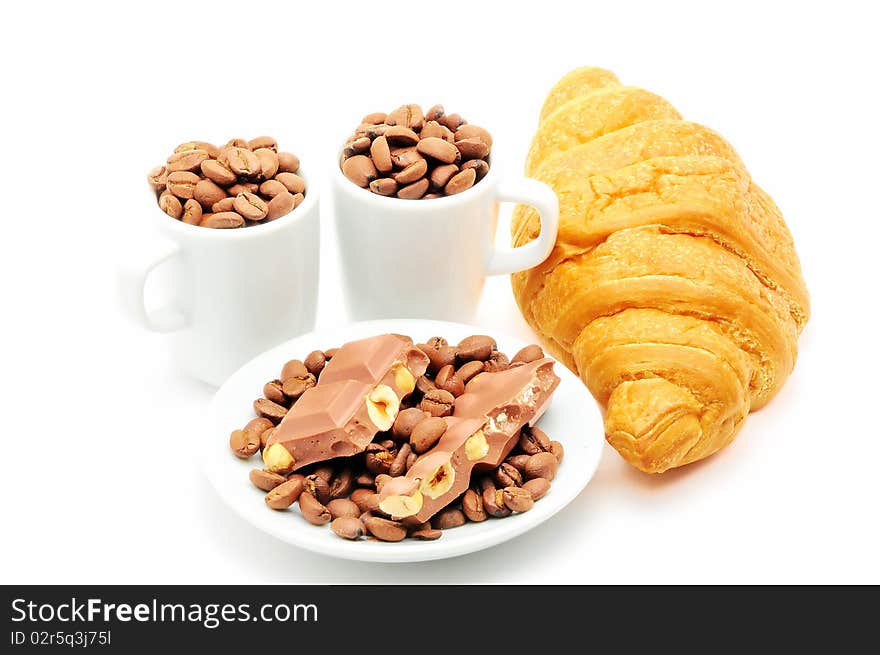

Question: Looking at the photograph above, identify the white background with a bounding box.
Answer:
[1,1,878,584]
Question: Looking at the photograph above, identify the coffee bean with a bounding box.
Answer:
[343,136,371,158]
[282,373,316,399]
[266,191,296,220]
[389,442,412,477]
[230,428,260,458]
[259,179,286,198]
[392,407,427,440]
[202,211,244,229]
[277,151,300,173]
[367,135,393,173]
[167,148,209,173]
[444,168,476,195]
[512,344,545,364]
[519,426,552,455]
[419,388,455,417]
[454,124,493,148]
[148,165,168,190]
[461,158,490,180]
[435,364,465,397]
[194,179,227,208]
[550,441,565,463]
[254,148,279,179]
[433,508,466,530]
[272,172,305,194]
[303,474,331,504]
[393,158,428,185]
[281,359,308,381]
[454,360,484,385]
[462,488,487,522]
[303,350,326,377]
[420,121,444,139]
[166,171,200,199]
[249,469,287,492]
[385,125,420,146]
[418,343,458,374]
[396,177,429,200]
[212,197,236,213]
[457,335,496,362]
[502,486,534,512]
[417,137,459,164]
[494,462,523,488]
[328,467,354,500]
[254,397,288,423]
[365,446,394,475]
[327,498,361,520]
[482,485,512,518]
[232,191,269,220]
[298,492,331,525]
[440,113,466,130]
[249,136,278,152]
[350,488,381,513]
[311,465,335,484]
[228,182,259,196]
[331,516,364,540]
[364,516,407,542]
[355,471,375,488]
[425,104,445,122]
[390,146,424,169]
[158,191,183,219]
[505,454,531,474]
[263,379,286,405]
[341,155,377,188]
[522,477,551,501]
[409,416,447,452]
[429,163,459,189]
[411,528,442,540]
[525,452,558,481]
[484,350,510,372]
[265,476,305,509]
[175,140,219,157]
[362,111,387,124]
[226,147,261,177]
[415,375,436,396]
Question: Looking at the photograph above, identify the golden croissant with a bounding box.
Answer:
[512,67,809,473]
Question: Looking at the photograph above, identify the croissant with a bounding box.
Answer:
[512,67,809,473]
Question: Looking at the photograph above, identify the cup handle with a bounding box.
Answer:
[116,237,188,332]
[485,177,559,275]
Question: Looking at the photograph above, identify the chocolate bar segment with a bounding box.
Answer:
[318,334,429,392]
[377,358,560,522]
[262,336,429,473]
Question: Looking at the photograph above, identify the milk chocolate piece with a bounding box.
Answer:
[318,333,429,391]
[377,358,560,522]
[263,335,429,473]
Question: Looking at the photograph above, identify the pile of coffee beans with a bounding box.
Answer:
[229,335,563,543]
[148,137,305,229]
[340,105,492,199]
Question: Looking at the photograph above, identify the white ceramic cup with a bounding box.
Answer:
[118,174,320,386]
[331,152,559,322]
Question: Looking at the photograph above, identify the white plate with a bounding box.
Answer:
[205,319,603,563]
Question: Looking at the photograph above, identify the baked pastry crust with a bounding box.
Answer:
[513,68,809,473]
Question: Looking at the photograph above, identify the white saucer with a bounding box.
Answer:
[204,319,603,563]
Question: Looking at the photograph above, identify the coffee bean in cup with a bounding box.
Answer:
[341,106,492,199]
[148,137,305,228]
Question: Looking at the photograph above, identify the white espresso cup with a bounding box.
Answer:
[331,151,559,322]
[118,173,320,386]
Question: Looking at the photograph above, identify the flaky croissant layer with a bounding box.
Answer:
[513,67,809,473]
